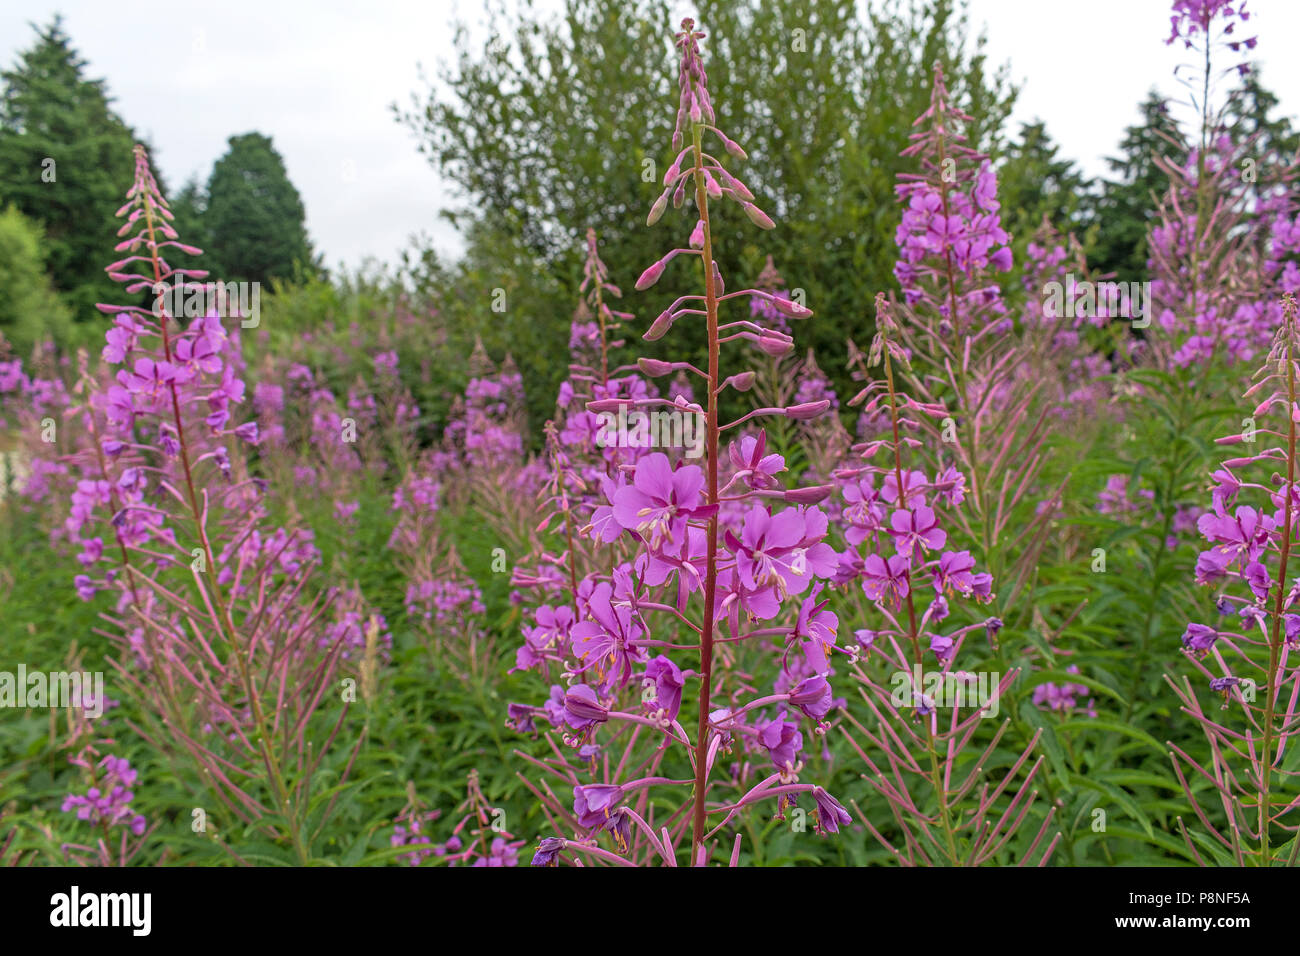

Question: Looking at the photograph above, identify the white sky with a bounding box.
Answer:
[1,0,1296,271]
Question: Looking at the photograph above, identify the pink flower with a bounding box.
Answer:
[861,552,910,607]
[888,506,947,561]
[612,452,716,548]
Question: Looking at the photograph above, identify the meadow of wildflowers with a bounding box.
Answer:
[3,0,1300,887]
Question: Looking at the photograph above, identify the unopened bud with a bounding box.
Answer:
[724,371,756,392]
[647,192,668,227]
[756,333,793,357]
[785,484,833,504]
[772,296,813,319]
[644,310,676,341]
[743,203,775,230]
[786,400,830,420]
[636,259,667,291]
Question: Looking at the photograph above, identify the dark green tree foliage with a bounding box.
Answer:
[399,0,1016,434]
[1225,70,1300,160]
[203,132,314,285]
[0,205,74,356]
[168,175,211,258]
[0,17,140,323]
[1089,91,1187,280]
[997,120,1092,251]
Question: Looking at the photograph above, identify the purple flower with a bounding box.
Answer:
[791,586,838,652]
[1196,504,1274,566]
[889,506,947,561]
[573,784,624,829]
[933,549,976,595]
[928,633,954,660]
[881,469,927,507]
[612,452,716,547]
[861,552,910,607]
[571,582,645,689]
[789,674,833,720]
[642,655,685,720]
[811,786,852,835]
[532,837,566,866]
[562,684,609,730]
[728,431,785,490]
[757,716,803,772]
[728,504,836,598]
[1182,623,1219,655]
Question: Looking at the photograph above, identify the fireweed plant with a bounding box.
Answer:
[1077,0,1300,823]
[889,63,1063,619]
[1151,0,1300,372]
[56,146,380,864]
[1171,293,1300,866]
[510,19,855,867]
[831,294,1058,865]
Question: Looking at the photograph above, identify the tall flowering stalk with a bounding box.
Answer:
[1149,0,1300,371]
[61,146,373,863]
[835,295,1057,865]
[513,19,850,867]
[890,63,1060,608]
[641,18,814,857]
[1172,292,1300,865]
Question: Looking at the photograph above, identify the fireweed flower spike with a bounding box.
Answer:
[836,295,1058,866]
[1170,293,1300,866]
[61,145,382,863]
[514,19,846,867]
[1148,0,1298,371]
[889,63,1065,610]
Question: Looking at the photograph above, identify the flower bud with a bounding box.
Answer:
[638,357,674,377]
[723,137,748,161]
[784,484,833,505]
[756,333,793,356]
[644,310,676,341]
[785,400,830,420]
[724,371,756,392]
[647,191,668,227]
[635,258,667,291]
[771,296,812,319]
[743,203,776,230]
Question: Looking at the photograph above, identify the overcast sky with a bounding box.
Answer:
[2,0,1296,271]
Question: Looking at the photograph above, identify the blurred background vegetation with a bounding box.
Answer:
[4,0,1296,434]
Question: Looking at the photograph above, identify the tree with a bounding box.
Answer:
[398,0,1016,433]
[1088,91,1187,280]
[0,205,75,357]
[203,132,315,285]
[996,120,1092,251]
[0,16,143,324]
[168,175,211,259]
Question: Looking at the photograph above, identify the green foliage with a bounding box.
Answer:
[203,132,316,285]
[0,205,75,356]
[397,0,1017,436]
[0,16,143,325]
[1089,91,1188,279]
